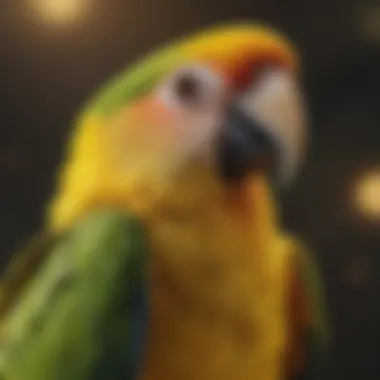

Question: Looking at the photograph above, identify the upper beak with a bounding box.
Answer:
[218,69,307,186]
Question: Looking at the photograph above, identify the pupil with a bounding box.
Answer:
[175,74,200,102]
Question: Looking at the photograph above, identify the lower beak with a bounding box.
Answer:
[218,106,277,183]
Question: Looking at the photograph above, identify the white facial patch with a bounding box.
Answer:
[154,63,229,172]
[178,109,222,165]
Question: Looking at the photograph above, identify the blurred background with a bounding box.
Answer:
[0,0,379,379]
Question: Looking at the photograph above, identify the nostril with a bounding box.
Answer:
[253,63,279,83]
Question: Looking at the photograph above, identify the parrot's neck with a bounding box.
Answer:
[145,171,281,268]
[47,151,280,242]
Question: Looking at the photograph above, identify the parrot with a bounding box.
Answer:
[0,22,329,380]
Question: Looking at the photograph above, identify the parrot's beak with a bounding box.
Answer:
[218,69,307,186]
[218,106,277,182]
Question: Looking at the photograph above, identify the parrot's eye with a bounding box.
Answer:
[174,73,202,104]
[157,64,227,111]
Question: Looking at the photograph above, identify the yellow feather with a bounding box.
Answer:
[180,23,298,72]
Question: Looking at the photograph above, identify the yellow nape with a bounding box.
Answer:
[46,116,138,232]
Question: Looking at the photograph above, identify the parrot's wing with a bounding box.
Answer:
[0,208,149,380]
[285,238,329,380]
[0,231,62,318]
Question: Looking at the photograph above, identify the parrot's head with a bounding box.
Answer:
[48,22,308,231]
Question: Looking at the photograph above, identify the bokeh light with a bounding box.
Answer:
[354,170,380,219]
[361,5,380,42]
[29,0,90,26]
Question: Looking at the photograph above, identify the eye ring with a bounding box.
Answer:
[156,64,227,111]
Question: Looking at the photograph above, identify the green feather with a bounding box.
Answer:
[0,209,148,380]
[291,240,330,380]
[0,232,62,319]
[81,47,183,120]
[296,242,330,353]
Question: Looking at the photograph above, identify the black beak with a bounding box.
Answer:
[218,106,277,183]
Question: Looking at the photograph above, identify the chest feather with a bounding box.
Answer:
[141,214,290,380]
